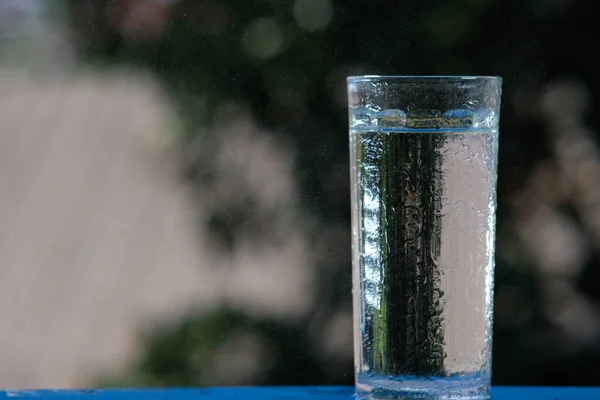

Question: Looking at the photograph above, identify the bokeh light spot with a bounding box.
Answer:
[241,18,283,60]
[427,6,472,47]
[293,0,333,32]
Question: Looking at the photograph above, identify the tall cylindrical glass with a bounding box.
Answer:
[348,76,502,399]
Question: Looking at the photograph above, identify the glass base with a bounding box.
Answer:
[356,373,490,400]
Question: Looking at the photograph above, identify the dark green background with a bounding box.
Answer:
[63,0,600,387]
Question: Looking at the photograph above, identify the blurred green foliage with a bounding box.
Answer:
[65,0,600,387]
[98,308,346,387]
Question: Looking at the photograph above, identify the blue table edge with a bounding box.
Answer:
[0,386,598,399]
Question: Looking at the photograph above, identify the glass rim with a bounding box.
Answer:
[347,75,502,83]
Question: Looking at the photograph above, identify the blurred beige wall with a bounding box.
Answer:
[0,70,222,388]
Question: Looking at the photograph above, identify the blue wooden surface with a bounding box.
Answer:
[0,387,598,399]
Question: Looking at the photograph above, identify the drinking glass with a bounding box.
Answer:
[348,76,502,399]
